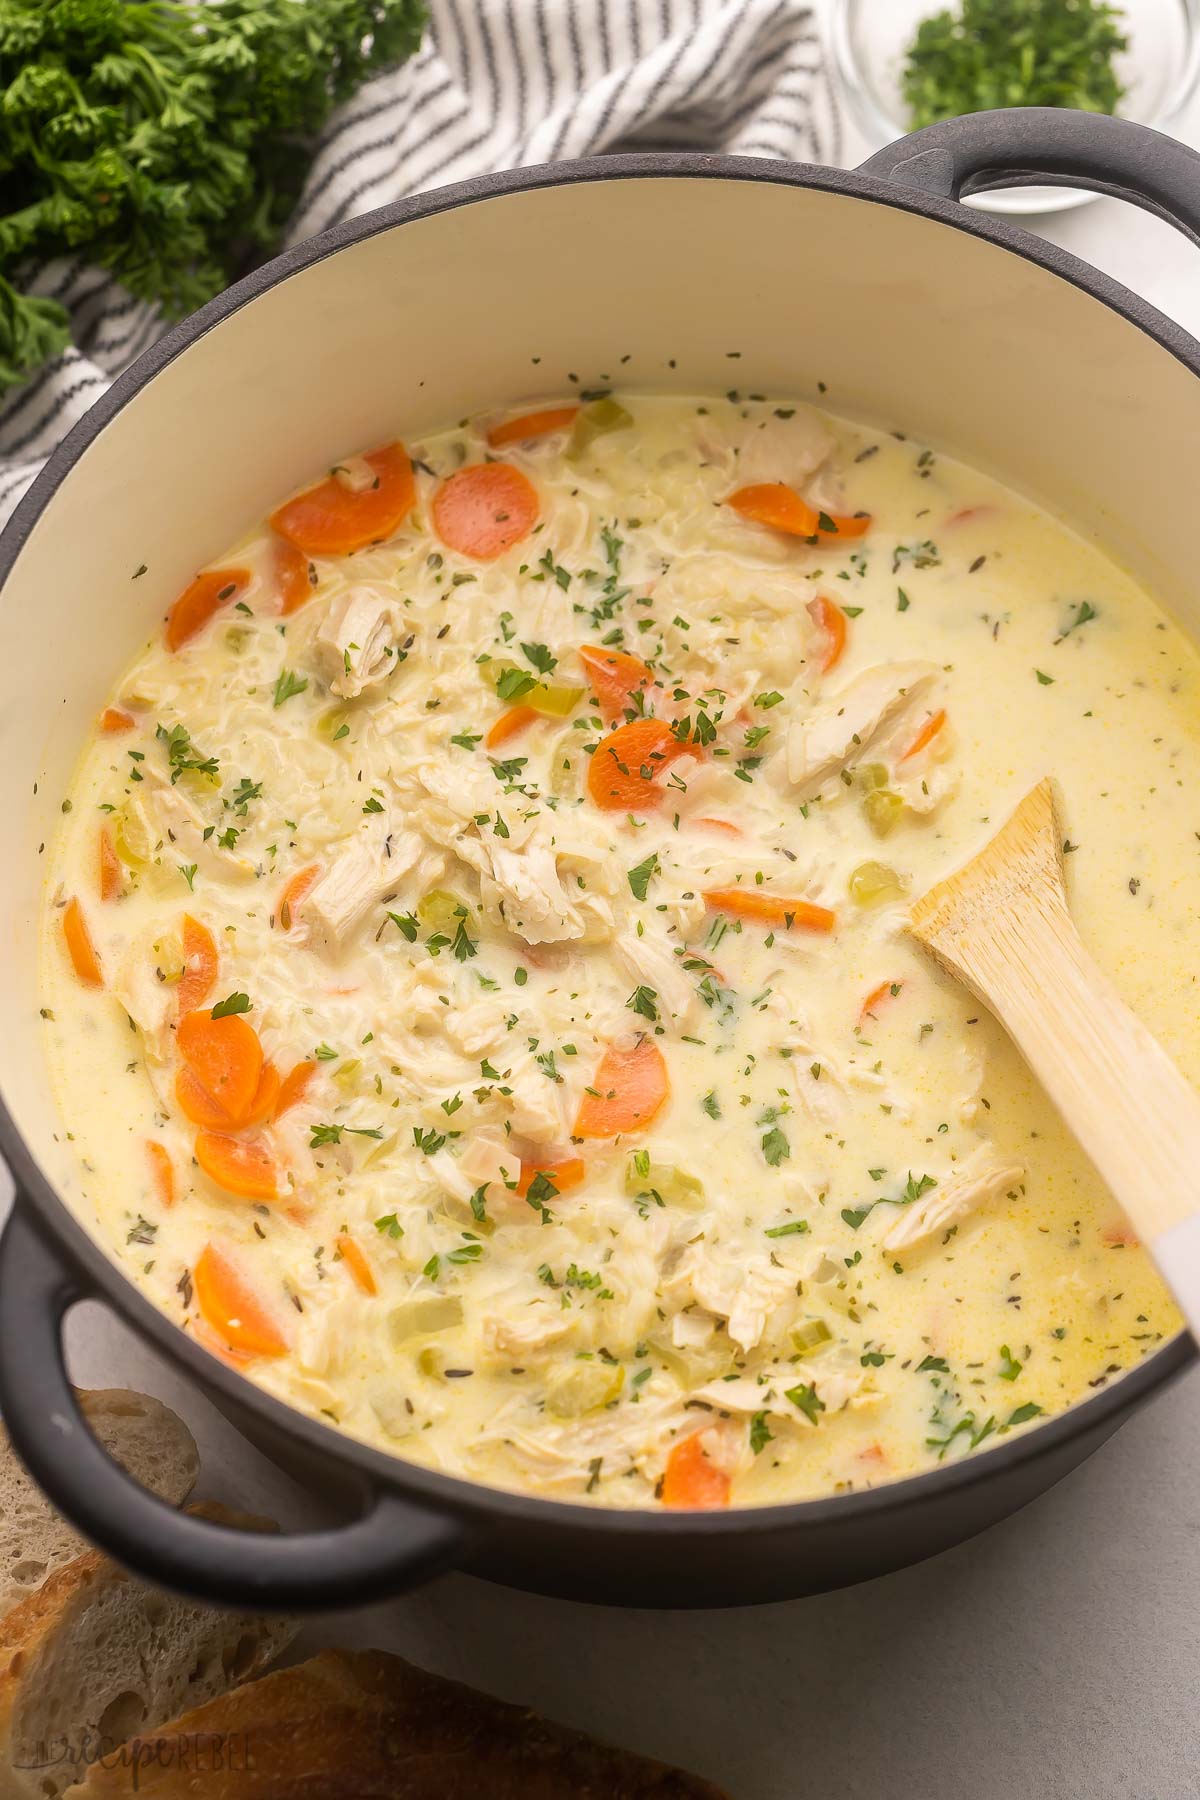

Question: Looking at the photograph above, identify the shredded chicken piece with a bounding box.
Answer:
[483,1308,574,1357]
[882,1147,1026,1252]
[112,927,176,1061]
[304,826,423,956]
[501,1048,566,1144]
[615,928,696,1029]
[786,661,938,791]
[467,839,613,946]
[665,1246,796,1354]
[317,586,409,699]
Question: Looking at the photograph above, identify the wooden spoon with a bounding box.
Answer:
[909,776,1200,1334]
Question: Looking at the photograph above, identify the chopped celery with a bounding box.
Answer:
[848,860,908,906]
[856,761,890,791]
[332,1058,361,1091]
[624,1156,705,1208]
[113,803,153,868]
[545,1359,625,1418]
[150,931,184,985]
[223,625,252,654]
[488,661,584,718]
[791,1319,834,1355]
[417,888,473,933]
[567,396,634,459]
[391,1295,463,1344]
[317,706,353,743]
[863,789,904,838]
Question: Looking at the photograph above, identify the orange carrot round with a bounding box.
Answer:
[270,443,415,557]
[177,915,218,1015]
[176,1065,239,1130]
[486,406,579,449]
[859,979,902,1024]
[432,463,538,561]
[900,708,947,762]
[194,1131,278,1202]
[178,1010,263,1124]
[693,816,742,837]
[662,1432,732,1509]
[587,718,688,812]
[702,888,836,934]
[277,864,320,931]
[485,704,538,750]
[726,483,871,542]
[336,1233,378,1296]
[275,1060,317,1119]
[145,1139,175,1208]
[273,535,315,615]
[578,645,655,723]
[807,594,848,673]
[193,1242,288,1356]
[62,897,103,987]
[516,1158,586,1199]
[165,568,252,652]
[574,1038,669,1139]
[241,1061,282,1128]
[99,706,135,734]
[98,827,123,902]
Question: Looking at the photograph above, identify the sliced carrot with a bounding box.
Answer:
[516,1158,586,1200]
[241,1061,281,1128]
[177,914,218,1015]
[900,707,947,762]
[662,1432,731,1509]
[702,888,836,933]
[336,1232,378,1297]
[176,1064,239,1130]
[145,1139,175,1208]
[192,1316,257,1368]
[858,979,902,1024]
[858,1443,887,1465]
[165,567,252,652]
[578,645,654,723]
[99,705,135,734]
[98,827,123,901]
[694,816,742,837]
[277,864,320,931]
[273,535,315,615]
[587,718,689,812]
[194,1131,278,1202]
[177,1010,263,1124]
[62,898,103,988]
[726,483,871,542]
[485,704,538,750]
[807,594,848,674]
[193,1242,288,1357]
[1102,1224,1140,1248]
[574,1038,669,1139]
[486,406,579,449]
[275,1060,317,1119]
[432,463,538,561]
[270,443,415,557]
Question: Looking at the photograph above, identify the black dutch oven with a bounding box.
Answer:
[0,109,1196,1609]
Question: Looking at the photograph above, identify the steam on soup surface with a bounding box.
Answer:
[42,394,1188,1509]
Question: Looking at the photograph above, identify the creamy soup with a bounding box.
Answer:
[41,394,1188,1509]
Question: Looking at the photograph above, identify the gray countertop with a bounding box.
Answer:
[8,65,1200,1800]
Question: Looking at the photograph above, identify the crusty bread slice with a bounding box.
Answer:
[65,1646,729,1798]
[0,1502,296,1800]
[0,1388,198,1617]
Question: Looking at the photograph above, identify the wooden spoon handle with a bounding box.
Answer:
[960,896,1200,1333]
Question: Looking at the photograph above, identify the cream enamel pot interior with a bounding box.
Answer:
[0,109,1198,1612]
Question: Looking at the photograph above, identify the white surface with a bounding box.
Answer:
[6,84,1200,1800]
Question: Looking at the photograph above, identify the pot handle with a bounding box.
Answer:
[860,107,1200,245]
[0,1204,469,1610]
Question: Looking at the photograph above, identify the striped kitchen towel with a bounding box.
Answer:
[0,0,838,528]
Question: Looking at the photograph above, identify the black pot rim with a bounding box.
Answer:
[1,149,1194,1542]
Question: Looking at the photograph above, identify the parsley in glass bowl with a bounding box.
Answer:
[832,0,1200,214]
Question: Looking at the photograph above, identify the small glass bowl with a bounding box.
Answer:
[832,0,1200,214]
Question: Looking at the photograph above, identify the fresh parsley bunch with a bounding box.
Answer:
[0,0,426,394]
[902,0,1127,132]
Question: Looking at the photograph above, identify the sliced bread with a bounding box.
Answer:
[66,1645,729,1798]
[0,1501,296,1800]
[0,1388,198,1616]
